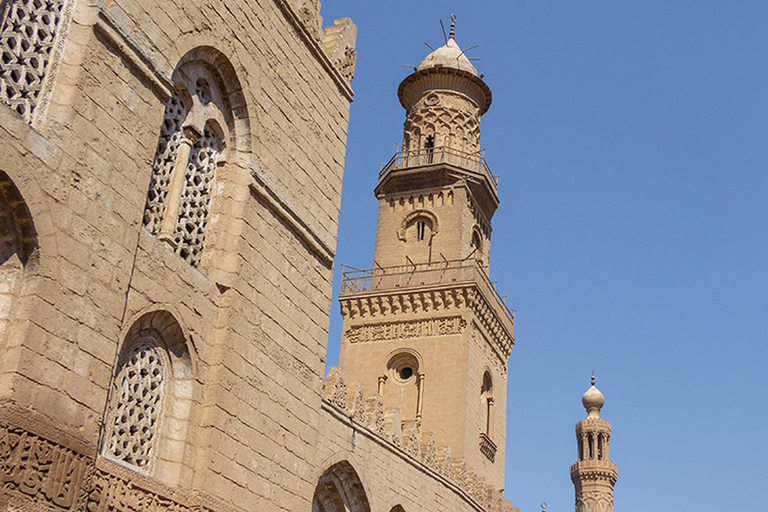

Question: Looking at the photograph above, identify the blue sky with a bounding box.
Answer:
[319,2,768,510]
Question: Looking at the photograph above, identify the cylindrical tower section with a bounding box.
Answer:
[397,35,492,154]
[570,377,618,512]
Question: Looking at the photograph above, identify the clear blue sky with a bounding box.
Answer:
[320,2,768,511]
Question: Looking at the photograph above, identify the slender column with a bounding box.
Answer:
[377,375,387,396]
[158,126,200,246]
[415,373,425,422]
[487,397,495,437]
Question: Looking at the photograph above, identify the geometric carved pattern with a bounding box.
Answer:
[403,92,480,154]
[143,92,188,236]
[0,0,64,121]
[105,341,165,470]
[172,125,220,267]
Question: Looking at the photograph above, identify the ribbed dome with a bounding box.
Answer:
[416,37,477,76]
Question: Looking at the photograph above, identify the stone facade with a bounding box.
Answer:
[0,1,528,511]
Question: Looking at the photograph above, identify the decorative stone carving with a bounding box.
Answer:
[321,17,356,85]
[402,420,420,460]
[364,395,385,436]
[293,0,321,41]
[334,45,356,83]
[324,366,348,412]
[86,465,195,512]
[172,125,220,267]
[104,341,165,470]
[383,407,402,447]
[0,423,90,511]
[397,208,439,241]
[454,459,469,494]
[0,0,65,121]
[349,381,366,423]
[438,446,454,480]
[471,322,507,379]
[479,432,497,463]
[144,92,188,235]
[403,91,481,154]
[420,432,437,469]
[344,316,467,344]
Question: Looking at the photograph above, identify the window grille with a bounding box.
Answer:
[105,342,165,469]
[0,0,64,120]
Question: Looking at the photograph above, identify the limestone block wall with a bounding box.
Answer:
[0,0,356,511]
[317,367,519,512]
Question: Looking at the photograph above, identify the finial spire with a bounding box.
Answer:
[591,371,595,386]
[449,14,456,39]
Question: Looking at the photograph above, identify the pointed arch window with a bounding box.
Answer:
[104,339,166,470]
[142,67,227,268]
[102,311,196,484]
[479,371,497,462]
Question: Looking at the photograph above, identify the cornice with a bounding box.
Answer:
[339,282,514,359]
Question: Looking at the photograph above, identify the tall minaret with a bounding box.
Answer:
[570,375,618,512]
[338,18,513,489]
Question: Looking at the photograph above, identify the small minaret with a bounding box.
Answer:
[570,375,618,512]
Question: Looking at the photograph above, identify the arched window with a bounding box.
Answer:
[471,228,484,267]
[312,461,370,512]
[384,351,424,422]
[142,62,228,268]
[481,371,494,437]
[103,311,196,484]
[104,340,166,469]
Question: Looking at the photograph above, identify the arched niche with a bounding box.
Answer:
[0,171,36,348]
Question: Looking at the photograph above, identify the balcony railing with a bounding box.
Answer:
[379,146,499,187]
[340,259,513,321]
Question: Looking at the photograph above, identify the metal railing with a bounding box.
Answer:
[379,146,499,187]
[340,259,513,321]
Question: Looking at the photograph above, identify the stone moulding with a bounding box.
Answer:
[340,284,513,359]
[322,367,518,512]
[249,168,335,268]
[93,9,174,102]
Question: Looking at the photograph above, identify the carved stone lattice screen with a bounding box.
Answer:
[173,126,220,267]
[0,0,64,121]
[143,92,188,234]
[105,341,165,470]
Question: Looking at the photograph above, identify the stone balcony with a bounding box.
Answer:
[378,146,499,189]
[340,259,513,323]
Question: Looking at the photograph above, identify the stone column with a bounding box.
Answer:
[158,126,200,247]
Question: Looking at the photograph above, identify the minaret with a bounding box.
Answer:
[570,375,618,512]
[337,18,513,489]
